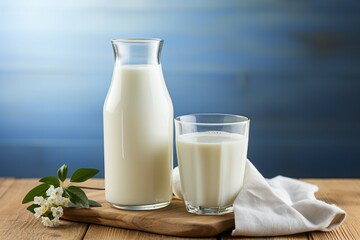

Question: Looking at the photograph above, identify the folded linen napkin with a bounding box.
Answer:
[172,159,346,236]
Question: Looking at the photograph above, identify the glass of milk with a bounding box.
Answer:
[175,114,249,215]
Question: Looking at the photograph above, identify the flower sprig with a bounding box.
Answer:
[22,164,102,227]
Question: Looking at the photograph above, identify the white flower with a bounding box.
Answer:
[52,187,63,198]
[41,217,54,227]
[46,185,55,197]
[40,202,50,214]
[59,197,70,207]
[51,217,60,227]
[47,196,56,205]
[51,206,63,218]
[34,207,42,219]
[33,196,45,206]
[54,197,62,205]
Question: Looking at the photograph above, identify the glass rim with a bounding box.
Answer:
[174,113,250,126]
[111,38,163,44]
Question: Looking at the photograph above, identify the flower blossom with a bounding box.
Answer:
[52,187,63,198]
[33,196,45,206]
[51,217,60,227]
[47,196,56,204]
[60,197,70,207]
[34,207,42,219]
[51,206,64,218]
[46,185,55,197]
[41,217,53,227]
[31,185,72,227]
[40,202,50,214]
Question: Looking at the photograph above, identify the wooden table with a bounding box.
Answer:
[0,178,359,240]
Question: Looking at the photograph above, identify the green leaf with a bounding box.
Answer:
[58,164,68,182]
[88,199,102,207]
[26,203,39,213]
[70,168,99,183]
[39,176,60,187]
[66,201,77,208]
[22,183,49,204]
[65,186,89,208]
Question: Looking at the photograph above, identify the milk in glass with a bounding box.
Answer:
[176,132,247,209]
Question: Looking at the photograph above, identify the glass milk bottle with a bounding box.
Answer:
[103,38,173,210]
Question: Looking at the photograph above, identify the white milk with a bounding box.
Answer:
[176,132,247,208]
[103,64,173,207]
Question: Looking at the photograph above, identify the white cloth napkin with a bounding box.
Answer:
[172,159,346,236]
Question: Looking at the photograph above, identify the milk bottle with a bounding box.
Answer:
[103,39,173,210]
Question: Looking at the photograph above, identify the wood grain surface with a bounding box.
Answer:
[62,190,235,237]
[83,225,216,240]
[0,179,89,240]
[1,178,359,239]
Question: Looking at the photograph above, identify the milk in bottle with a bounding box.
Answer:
[103,39,173,210]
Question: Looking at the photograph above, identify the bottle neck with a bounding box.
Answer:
[112,38,163,65]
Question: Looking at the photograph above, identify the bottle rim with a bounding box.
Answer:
[111,38,163,44]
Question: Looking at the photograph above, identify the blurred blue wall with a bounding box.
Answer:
[1,1,360,178]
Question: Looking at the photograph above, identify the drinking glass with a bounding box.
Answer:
[174,114,250,215]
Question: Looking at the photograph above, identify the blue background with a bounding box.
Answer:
[1,1,360,178]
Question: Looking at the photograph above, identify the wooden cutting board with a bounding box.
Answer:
[62,190,235,237]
